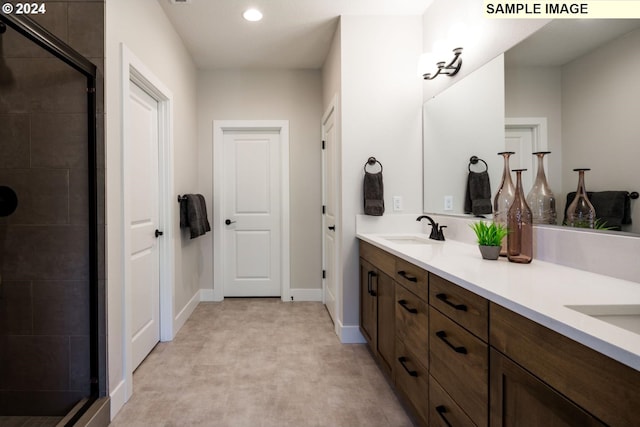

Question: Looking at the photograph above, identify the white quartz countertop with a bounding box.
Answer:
[357,232,640,371]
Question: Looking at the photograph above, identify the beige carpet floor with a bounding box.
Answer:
[109,298,414,427]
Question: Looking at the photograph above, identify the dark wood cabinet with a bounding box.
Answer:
[358,239,640,427]
[490,348,605,427]
[490,302,640,427]
[359,241,395,376]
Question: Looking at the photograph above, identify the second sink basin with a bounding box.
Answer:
[566,304,640,335]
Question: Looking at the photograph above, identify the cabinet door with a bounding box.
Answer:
[490,349,605,427]
[376,270,395,375]
[359,258,377,349]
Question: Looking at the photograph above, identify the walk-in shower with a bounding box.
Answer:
[0,8,105,426]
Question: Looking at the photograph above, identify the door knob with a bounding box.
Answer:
[225,219,236,225]
[328,225,336,231]
[155,229,163,238]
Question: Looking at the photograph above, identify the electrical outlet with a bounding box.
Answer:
[393,196,403,211]
[444,195,454,211]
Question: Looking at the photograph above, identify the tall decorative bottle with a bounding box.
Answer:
[493,152,515,256]
[566,168,596,228]
[507,169,533,264]
[526,151,557,225]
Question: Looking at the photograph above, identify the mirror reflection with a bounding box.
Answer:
[424,19,640,235]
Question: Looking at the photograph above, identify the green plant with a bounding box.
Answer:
[470,221,508,246]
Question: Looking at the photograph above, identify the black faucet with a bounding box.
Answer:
[416,215,447,241]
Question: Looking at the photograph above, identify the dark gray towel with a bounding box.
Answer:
[180,194,211,239]
[564,191,631,230]
[464,171,492,216]
[364,171,384,216]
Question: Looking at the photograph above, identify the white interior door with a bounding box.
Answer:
[128,80,161,369]
[223,130,281,297]
[322,105,338,323]
[505,126,535,192]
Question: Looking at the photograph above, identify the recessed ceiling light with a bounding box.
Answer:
[243,8,263,22]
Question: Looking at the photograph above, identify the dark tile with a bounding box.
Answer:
[0,3,69,59]
[0,114,30,168]
[32,281,89,336]
[69,336,90,392]
[0,281,32,335]
[69,168,89,225]
[2,225,89,281]
[0,335,69,390]
[68,2,104,59]
[0,169,69,225]
[31,113,88,169]
[0,390,86,417]
[0,58,87,114]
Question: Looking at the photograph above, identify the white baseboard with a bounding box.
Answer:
[337,321,366,344]
[200,288,216,302]
[173,290,200,336]
[109,379,127,421]
[290,288,322,302]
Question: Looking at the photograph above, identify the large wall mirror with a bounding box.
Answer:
[424,19,640,235]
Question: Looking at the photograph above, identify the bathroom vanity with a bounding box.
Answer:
[357,235,640,427]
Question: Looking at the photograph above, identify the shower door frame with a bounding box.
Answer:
[0,12,104,424]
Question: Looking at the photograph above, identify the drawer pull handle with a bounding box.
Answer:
[436,330,468,354]
[367,271,377,296]
[398,299,418,314]
[436,293,468,311]
[398,356,418,377]
[436,405,453,427]
[397,270,418,282]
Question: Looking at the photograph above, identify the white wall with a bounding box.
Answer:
[505,65,563,211]
[562,27,640,233]
[339,15,424,328]
[105,0,199,418]
[196,69,324,296]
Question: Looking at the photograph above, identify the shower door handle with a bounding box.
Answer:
[155,229,163,238]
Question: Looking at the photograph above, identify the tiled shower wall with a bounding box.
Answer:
[0,1,105,416]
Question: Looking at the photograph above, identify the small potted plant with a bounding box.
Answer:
[470,221,508,260]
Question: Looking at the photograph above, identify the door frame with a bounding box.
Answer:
[212,120,290,302]
[121,44,175,400]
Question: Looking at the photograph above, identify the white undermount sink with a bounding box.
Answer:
[566,304,640,335]
[380,235,436,245]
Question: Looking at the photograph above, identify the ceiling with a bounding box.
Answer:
[506,19,640,67]
[157,0,434,70]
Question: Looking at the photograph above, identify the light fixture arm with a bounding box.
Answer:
[423,48,463,80]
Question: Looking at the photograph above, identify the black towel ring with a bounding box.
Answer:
[364,157,383,173]
[468,156,488,173]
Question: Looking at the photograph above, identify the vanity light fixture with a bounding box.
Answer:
[422,47,463,80]
[243,8,263,22]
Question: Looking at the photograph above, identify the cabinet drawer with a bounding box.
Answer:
[429,273,488,341]
[395,284,429,369]
[430,307,488,427]
[395,339,429,426]
[429,375,476,427]
[395,258,428,301]
[359,241,395,278]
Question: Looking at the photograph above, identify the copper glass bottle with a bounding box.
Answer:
[526,151,557,225]
[493,151,515,256]
[507,169,533,264]
[566,168,596,228]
